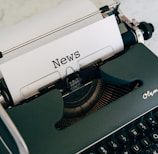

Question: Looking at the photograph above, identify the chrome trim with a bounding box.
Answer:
[0,136,13,154]
[119,11,144,44]
[0,103,29,154]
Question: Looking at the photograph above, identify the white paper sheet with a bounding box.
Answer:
[0,15,124,104]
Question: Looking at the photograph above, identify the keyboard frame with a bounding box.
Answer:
[3,43,158,154]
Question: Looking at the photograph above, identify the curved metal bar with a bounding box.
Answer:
[0,103,29,154]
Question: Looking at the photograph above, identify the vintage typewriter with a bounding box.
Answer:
[0,0,156,153]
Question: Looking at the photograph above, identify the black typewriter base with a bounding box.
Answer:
[56,79,141,129]
[1,43,158,154]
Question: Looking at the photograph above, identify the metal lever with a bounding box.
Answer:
[0,99,29,154]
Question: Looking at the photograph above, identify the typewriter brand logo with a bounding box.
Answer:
[142,88,158,99]
[52,51,80,69]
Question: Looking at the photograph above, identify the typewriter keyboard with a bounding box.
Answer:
[80,107,158,154]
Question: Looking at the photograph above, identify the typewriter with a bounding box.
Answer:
[0,0,156,153]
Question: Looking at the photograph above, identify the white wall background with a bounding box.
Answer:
[0,0,157,55]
